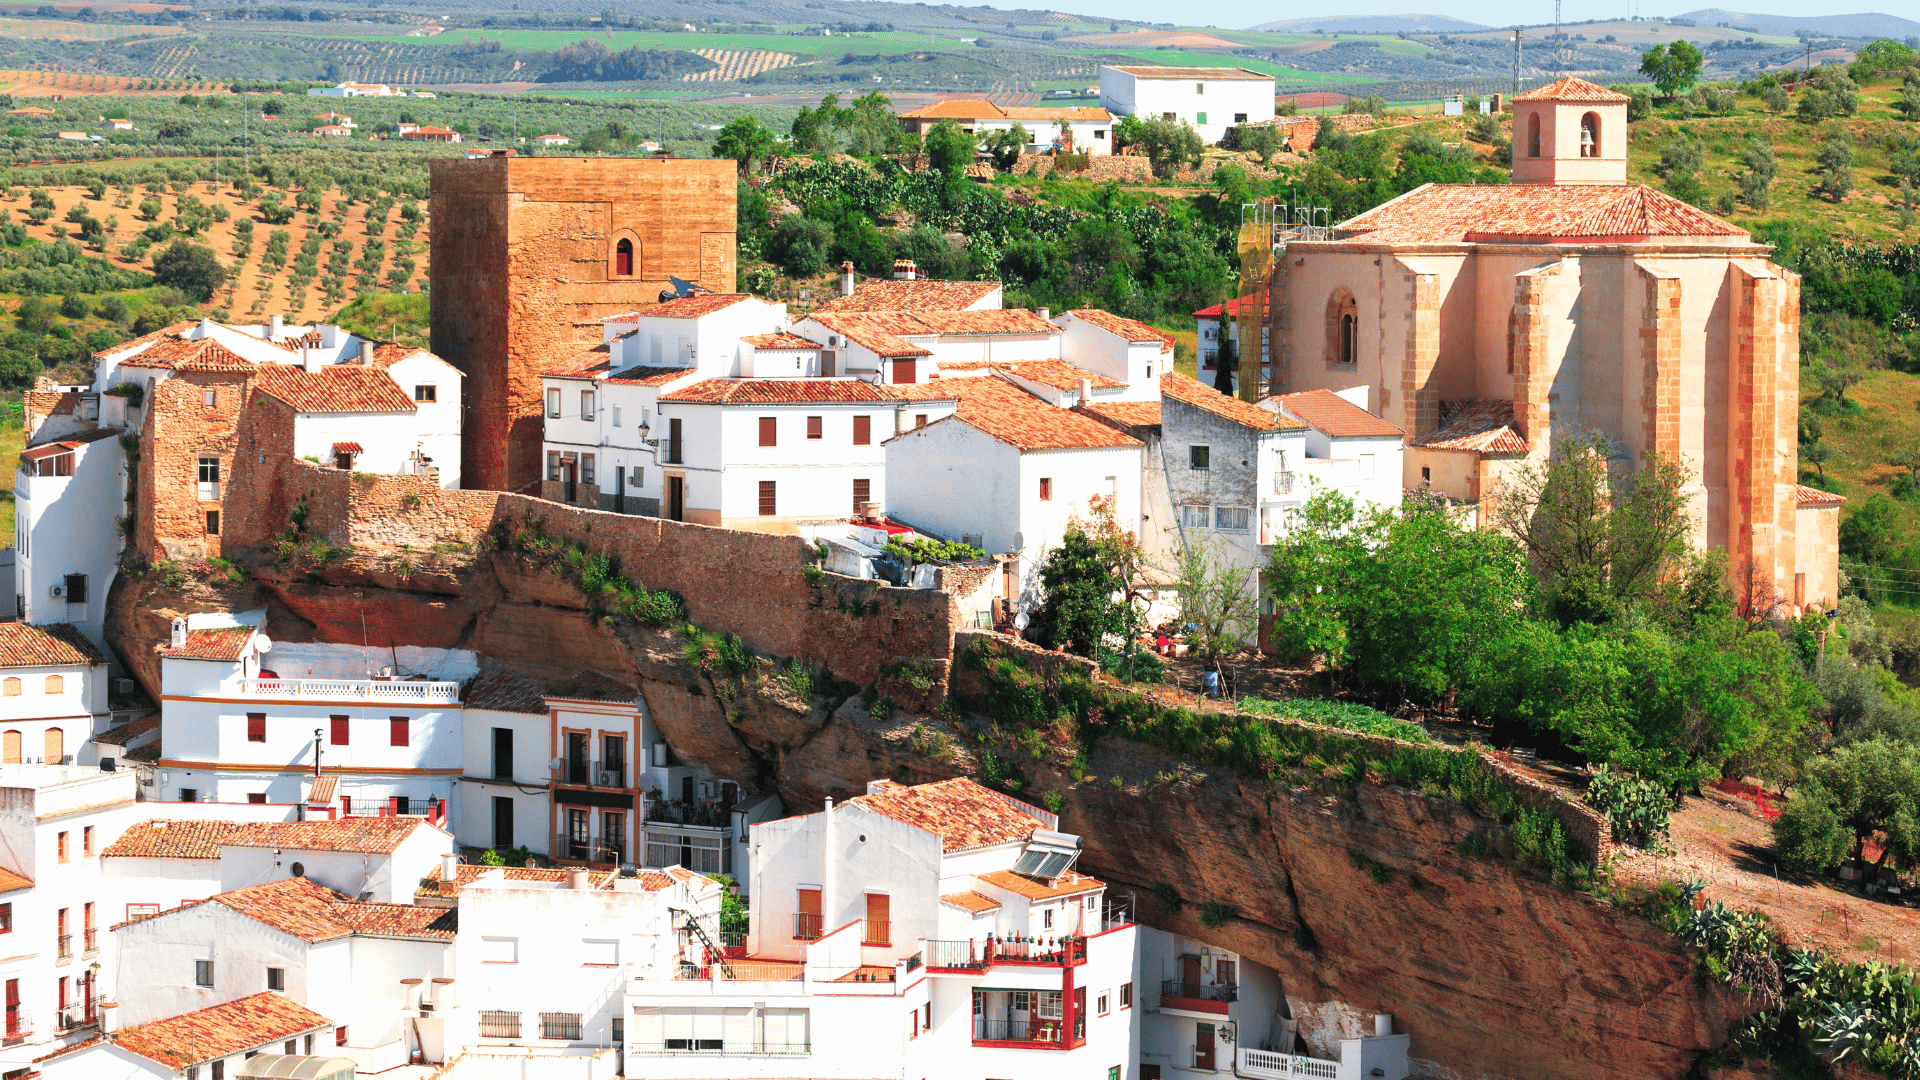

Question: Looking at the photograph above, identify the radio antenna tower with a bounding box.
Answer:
[1551,0,1574,74]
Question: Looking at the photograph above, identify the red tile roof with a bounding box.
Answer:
[102,819,256,859]
[662,379,956,405]
[1797,485,1846,508]
[368,343,438,370]
[117,335,256,372]
[20,427,123,462]
[908,310,1060,337]
[1192,295,1265,320]
[153,876,457,942]
[331,441,364,454]
[543,345,613,378]
[0,867,29,894]
[942,360,1123,392]
[606,365,697,386]
[416,863,616,899]
[1514,76,1631,102]
[0,622,108,668]
[252,363,416,414]
[939,890,1001,913]
[95,320,199,360]
[803,312,931,358]
[1413,400,1529,455]
[162,625,257,660]
[109,993,332,1069]
[894,377,1142,452]
[226,817,443,854]
[812,279,1001,314]
[743,332,825,350]
[846,778,1047,852]
[1076,400,1162,431]
[1337,183,1747,244]
[976,867,1104,900]
[898,100,1110,122]
[1161,372,1304,432]
[1108,65,1269,80]
[545,669,639,703]
[1062,308,1174,354]
[464,670,558,714]
[646,293,754,319]
[1268,389,1404,438]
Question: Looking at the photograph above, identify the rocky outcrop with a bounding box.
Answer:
[104,547,1744,1080]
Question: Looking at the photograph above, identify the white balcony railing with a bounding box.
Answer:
[243,679,461,703]
[1238,1048,1339,1080]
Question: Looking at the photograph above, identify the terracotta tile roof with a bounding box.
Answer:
[811,279,1001,314]
[543,344,614,378]
[416,863,617,899]
[940,890,1001,913]
[116,335,255,372]
[663,378,950,405]
[0,622,108,668]
[226,817,442,855]
[956,360,1122,392]
[1000,105,1112,122]
[252,363,416,414]
[368,343,438,370]
[20,427,122,462]
[743,332,824,350]
[1413,399,1529,455]
[1268,389,1404,438]
[92,713,159,747]
[646,293,754,319]
[907,309,1060,337]
[1062,308,1174,353]
[1337,183,1747,244]
[1107,65,1270,80]
[109,993,332,1069]
[1797,485,1846,508]
[846,778,1046,852]
[464,670,559,715]
[976,867,1104,900]
[161,625,256,660]
[0,867,31,893]
[331,441,364,454]
[102,819,255,859]
[899,98,1012,120]
[1192,295,1265,320]
[803,312,932,358]
[606,365,697,386]
[172,876,456,942]
[893,377,1141,452]
[306,775,338,805]
[1076,400,1162,431]
[1161,372,1303,432]
[95,320,199,360]
[1514,76,1631,102]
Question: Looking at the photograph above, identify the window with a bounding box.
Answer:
[1196,111,1208,125]
[646,829,726,874]
[630,1006,807,1054]
[1120,982,1132,1008]
[1195,82,1205,94]
[1,680,14,697]
[541,1013,583,1041]
[1043,907,1053,929]
[62,575,85,605]
[758,416,777,447]
[915,413,928,428]
[413,384,436,402]
[178,789,197,803]
[582,939,619,967]
[44,675,62,695]
[547,389,561,418]
[1581,111,1601,157]
[852,479,870,516]
[795,888,822,940]
[666,418,683,464]
[248,793,266,804]
[615,238,634,277]
[611,405,622,428]
[806,415,822,440]
[1038,477,1052,501]
[195,960,214,987]
[1109,1069,1120,1080]
[580,390,595,418]
[853,415,871,445]
[198,456,220,501]
[0,904,9,933]
[492,727,513,779]
[581,453,595,484]
[1189,445,1210,470]
[330,715,349,745]
[56,832,67,862]
[336,1026,349,1047]
[1035,990,1063,1020]
[547,452,560,482]
[205,510,219,536]
[267,967,284,991]
[481,937,518,964]
[1162,112,1175,120]
[389,716,409,747]
[493,796,514,850]
[1215,507,1250,532]
[1233,112,1248,123]
[213,1063,225,1080]
[758,481,776,517]
[203,389,217,408]
[631,466,644,488]
[1098,992,1110,1015]
[1182,504,1212,530]
[864,893,890,945]
[1527,111,1541,157]
[125,903,157,921]
[246,713,266,743]
[602,733,625,787]
[892,359,917,384]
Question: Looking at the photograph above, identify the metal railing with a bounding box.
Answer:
[1163,979,1238,1003]
[243,678,460,703]
[556,758,624,788]
[675,961,804,983]
[1238,1048,1339,1080]
[55,934,71,962]
[793,913,822,940]
[477,1011,521,1039]
[82,928,96,955]
[1194,1045,1218,1070]
[54,1000,97,1033]
[973,1019,1063,1044]
[343,799,432,817]
[926,936,1087,971]
[863,919,889,945]
[3,1009,32,1042]
[635,1040,809,1055]
[1275,470,1295,494]
[551,832,624,866]
[664,439,684,465]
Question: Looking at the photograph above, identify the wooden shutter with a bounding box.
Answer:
[390,717,409,747]
[806,416,822,440]
[42,728,61,763]
[758,481,776,517]
[853,416,871,445]
[892,359,917,384]
[852,479,870,515]
[1,731,16,764]
[758,416,777,447]
[330,715,349,745]
[246,714,265,743]
[865,893,889,943]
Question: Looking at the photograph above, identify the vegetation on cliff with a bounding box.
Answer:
[490,512,686,627]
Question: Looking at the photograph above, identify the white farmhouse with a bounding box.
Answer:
[251,348,463,485]
[624,777,1139,1079]
[598,293,787,376]
[896,100,1115,155]
[307,81,399,97]
[1098,65,1275,144]
[1050,309,1175,400]
[14,430,125,632]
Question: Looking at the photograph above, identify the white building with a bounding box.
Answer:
[308,81,399,97]
[1050,309,1174,401]
[1097,65,1275,145]
[533,133,571,146]
[37,992,336,1080]
[1191,296,1269,390]
[0,623,113,764]
[598,294,788,376]
[792,309,1062,386]
[625,777,1139,1079]
[14,428,125,633]
[896,100,1115,156]
[539,348,698,515]
[108,874,455,1070]
[886,377,1144,609]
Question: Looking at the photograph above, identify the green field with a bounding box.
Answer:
[1068,49,1359,82]
[358,29,979,56]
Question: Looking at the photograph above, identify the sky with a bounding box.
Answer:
[964,0,1900,31]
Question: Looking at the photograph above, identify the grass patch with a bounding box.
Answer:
[1239,696,1435,744]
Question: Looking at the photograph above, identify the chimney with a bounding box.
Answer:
[566,868,590,891]
[98,1002,116,1033]
[440,852,458,882]
[892,258,916,281]
[839,261,856,297]
[1077,377,1092,403]
[1037,307,1050,322]
[358,340,374,366]
[432,977,456,1012]
[169,617,186,649]
[268,314,283,341]
[1375,1014,1393,1038]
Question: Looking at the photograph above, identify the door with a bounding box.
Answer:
[666,476,684,522]
[6,978,18,1038]
[492,727,513,780]
[615,465,625,512]
[42,727,61,765]
[1195,1022,1216,1071]
[1180,955,1202,998]
[560,458,578,504]
[566,809,589,861]
[565,732,589,785]
[1,731,17,764]
[492,796,514,850]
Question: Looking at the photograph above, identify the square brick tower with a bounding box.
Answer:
[429,157,737,492]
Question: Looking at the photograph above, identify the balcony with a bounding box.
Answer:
[1237,1048,1339,1080]
[973,1018,1070,1047]
[863,919,889,946]
[552,832,625,867]
[633,1039,808,1056]
[1161,978,1237,1015]
[645,799,729,827]
[3,1008,32,1043]
[793,913,822,941]
[555,757,625,789]
[82,928,96,956]
[926,936,1088,972]
[675,959,804,983]
[1274,470,1295,495]
[243,678,460,704]
[54,1000,97,1034]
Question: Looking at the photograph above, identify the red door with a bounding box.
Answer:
[6,977,20,1038]
[1195,1022,1216,1070]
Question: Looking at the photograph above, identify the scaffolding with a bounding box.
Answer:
[1240,200,1332,397]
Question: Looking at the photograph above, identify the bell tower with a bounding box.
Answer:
[1509,77,1630,186]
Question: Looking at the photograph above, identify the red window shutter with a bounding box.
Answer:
[758,481,776,517]
[330,715,349,746]
[246,713,266,743]
[853,416,871,445]
[390,717,409,747]
[852,479,870,516]
[758,416,777,447]
[1039,478,1053,501]
[892,359,917,385]
[806,416,822,440]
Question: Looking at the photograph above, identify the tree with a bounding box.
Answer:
[1135,116,1202,178]
[1640,39,1704,100]
[979,122,1030,172]
[1172,538,1256,670]
[713,114,778,169]
[924,119,975,183]
[1239,123,1285,164]
[1818,357,1864,408]
[1801,440,1834,483]
[1211,305,1235,394]
[149,239,227,302]
[1033,496,1147,658]
[1772,739,1920,872]
[1737,136,1776,211]
[1840,493,1901,565]
[1814,126,1855,202]
[1657,133,1707,205]
[156,120,191,140]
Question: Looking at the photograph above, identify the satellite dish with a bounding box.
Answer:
[254,636,273,654]
[1013,612,1030,631]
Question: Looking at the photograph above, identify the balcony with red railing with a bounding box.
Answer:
[3,1008,32,1043]
[925,935,1088,973]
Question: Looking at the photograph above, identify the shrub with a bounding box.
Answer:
[1582,765,1672,849]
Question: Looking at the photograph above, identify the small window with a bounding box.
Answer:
[57,831,68,862]
[1190,445,1211,470]
[614,237,634,277]
[198,457,220,484]
[1196,82,1205,94]
[336,1026,349,1047]
[853,415,871,445]
[806,415,822,440]
[83,826,92,856]
[1120,982,1132,1008]
[1098,992,1110,1015]
[1196,111,1208,125]
[541,1013,583,1041]
[1527,111,1541,158]
[0,680,14,697]
[195,960,214,987]
[1043,907,1053,929]
[477,1012,518,1039]
[582,453,595,484]
[1038,477,1052,501]
[547,452,560,482]
[612,405,622,427]
[1233,112,1248,123]
[330,715,349,746]
[178,789,197,803]
[246,713,266,743]
[206,510,220,536]
[852,478,870,516]
[580,390,595,418]
[1182,504,1211,530]
[62,575,86,605]
[631,467,643,488]
[413,385,436,402]
[915,413,928,428]
[124,904,156,921]
[482,936,518,964]
[214,1062,225,1080]
[581,939,618,966]
[267,967,284,991]
[1215,507,1250,532]
[1094,129,1106,140]
[1421,466,1432,482]
[759,416,777,447]
[44,674,62,694]
[546,389,561,418]
[1359,453,1375,480]
[389,716,409,747]
[203,389,217,408]
[758,481,777,517]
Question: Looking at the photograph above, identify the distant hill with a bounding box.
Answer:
[1673,8,1920,39]
[1248,13,1492,33]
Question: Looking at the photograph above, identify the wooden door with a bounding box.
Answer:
[1180,955,1202,997]
[864,894,889,944]
[1195,1022,1216,1071]
[796,888,821,940]
[6,977,19,1036]
[2,731,18,764]
[667,476,684,522]
[43,727,62,765]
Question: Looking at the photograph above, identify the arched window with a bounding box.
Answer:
[2,678,18,697]
[1527,112,1542,158]
[1580,111,1600,158]
[615,237,634,277]
[43,727,61,765]
[43,675,61,695]
[1,731,18,764]
[1326,289,1359,366]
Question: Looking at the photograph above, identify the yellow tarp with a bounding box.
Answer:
[1235,217,1272,402]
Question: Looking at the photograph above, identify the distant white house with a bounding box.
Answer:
[307,81,398,98]
[532,133,570,146]
[1098,64,1275,144]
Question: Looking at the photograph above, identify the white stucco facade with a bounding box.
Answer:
[15,430,125,634]
[1097,66,1274,144]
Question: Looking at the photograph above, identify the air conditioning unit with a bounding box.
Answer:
[114,679,134,696]
[48,585,65,599]
[698,780,718,800]
[597,771,619,787]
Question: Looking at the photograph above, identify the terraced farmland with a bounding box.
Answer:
[0,16,179,39]
[682,48,796,81]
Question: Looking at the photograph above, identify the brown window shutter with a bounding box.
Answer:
[853,415,871,445]
[759,416,777,447]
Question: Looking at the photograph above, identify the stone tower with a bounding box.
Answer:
[1509,77,1630,186]
[429,157,737,492]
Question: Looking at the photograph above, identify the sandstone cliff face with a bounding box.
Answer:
[105,554,1742,1080]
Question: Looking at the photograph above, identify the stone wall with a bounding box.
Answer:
[139,367,253,561]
